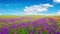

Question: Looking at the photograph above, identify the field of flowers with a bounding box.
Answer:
[0,15,60,34]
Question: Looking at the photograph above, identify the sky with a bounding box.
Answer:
[0,0,60,15]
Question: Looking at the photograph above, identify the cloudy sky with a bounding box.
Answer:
[0,0,60,15]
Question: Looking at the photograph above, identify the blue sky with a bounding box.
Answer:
[0,0,60,15]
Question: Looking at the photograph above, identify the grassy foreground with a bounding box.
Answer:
[0,15,60,34]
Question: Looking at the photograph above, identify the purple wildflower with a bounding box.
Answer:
[9,18,16,23]
[1,26,8,34]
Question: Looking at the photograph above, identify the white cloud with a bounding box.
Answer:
[0,3,54,15]
[41,3,53,7]
[56,10,60,14]
[53,0,60,3]
[23,3,53,15]
[57,12,60,14]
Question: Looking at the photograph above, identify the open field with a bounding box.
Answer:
[0,15,60,34]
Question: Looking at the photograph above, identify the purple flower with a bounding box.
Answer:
[17,18,21,22]
[0,19,3,22]
[25,21,31,28]
[9,18,16,23]
[48,18,56,23]
[11,24,18,29]
[18,22,25,27]
[48,18,57,29]
[54,32,60,34]
[28,30,34,34]
[32,20,37,27]
[9,24,17,29]
[1,26,8,34]
[3,18,8,23]
[17,18,21,20]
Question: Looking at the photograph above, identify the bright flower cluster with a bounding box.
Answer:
[0,16,60,34]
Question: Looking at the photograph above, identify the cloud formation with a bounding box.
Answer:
[54,0,60,3]
[56,10,60,14]
[0,3,54,15]
[23,3,53,15]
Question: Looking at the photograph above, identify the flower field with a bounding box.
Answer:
[0,15,60,34]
